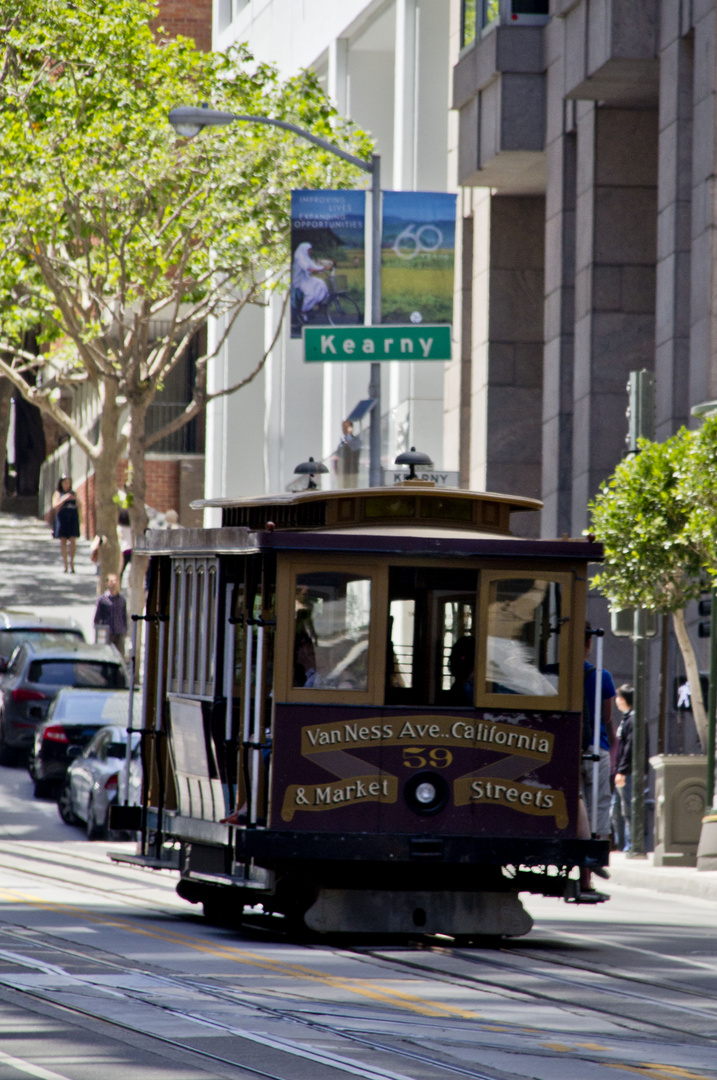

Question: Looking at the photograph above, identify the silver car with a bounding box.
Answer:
[58,725,140,840]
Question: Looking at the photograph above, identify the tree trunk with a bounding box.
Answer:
[673,606,708,750]
[94,384,122,593]
[126,398,150,623]
[0,379,13,511]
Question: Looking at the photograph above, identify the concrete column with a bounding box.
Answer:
[393,0,418,190]
[485,195,545,538]
[655,19,693,438]
[572,103,658,533]
[541,17,576,539]
[328,37,349,115]
[690,7,717,407]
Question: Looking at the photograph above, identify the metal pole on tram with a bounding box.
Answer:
[166,106,383,487]
[122,615,139,806]
[368,152,382,488]
[591,628,604,836]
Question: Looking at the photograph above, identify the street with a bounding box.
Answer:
[1,758,717,1080]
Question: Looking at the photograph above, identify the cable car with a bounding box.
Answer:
[112,477,608,937]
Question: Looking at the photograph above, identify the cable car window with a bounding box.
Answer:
[205,565,217,691]
[168,557,219,698]
[484,578,562,697]
[293,573,371,691]
[171,565,182,689]
[193,565,204,686]
[388,599,414,689]
[386,568,478,706]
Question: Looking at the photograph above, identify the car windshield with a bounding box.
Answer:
[27,661,127,689]
[0,629,83,656]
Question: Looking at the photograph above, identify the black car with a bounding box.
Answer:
[0,643,127,765]
[0,610,85,672]
[30,688,131,797]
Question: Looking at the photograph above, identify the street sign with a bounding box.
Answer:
[304,324,452,362]
[384,469,459,487]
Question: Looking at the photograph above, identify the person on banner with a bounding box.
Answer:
[292,242,332,316]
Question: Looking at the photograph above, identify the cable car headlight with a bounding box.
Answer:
[404,772,449,816]
[416,781,437,804]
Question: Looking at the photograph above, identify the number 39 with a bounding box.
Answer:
[402,746,453,769]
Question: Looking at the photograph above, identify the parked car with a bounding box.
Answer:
[0,610,85,672]
[29,688,131,798]
[58,725,141,840]
[0,643,127,765]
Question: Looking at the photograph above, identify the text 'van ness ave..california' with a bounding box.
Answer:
[300,718,553,761]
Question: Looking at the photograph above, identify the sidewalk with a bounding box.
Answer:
[0,512,98,642]
[607,851,717,902]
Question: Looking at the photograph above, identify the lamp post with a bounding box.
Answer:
[691,399,717,813]
[168,105,383,487]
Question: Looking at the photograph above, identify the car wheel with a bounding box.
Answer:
[28,751,37,780]
[86,796,106,841]
[58,780,79,826]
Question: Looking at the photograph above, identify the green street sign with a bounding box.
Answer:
[304,325,452,362]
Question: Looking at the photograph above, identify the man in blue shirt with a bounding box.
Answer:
[578,625,616,899]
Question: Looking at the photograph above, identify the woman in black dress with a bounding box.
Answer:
[52,475,81,573]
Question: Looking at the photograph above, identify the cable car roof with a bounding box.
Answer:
[192,483,541,536]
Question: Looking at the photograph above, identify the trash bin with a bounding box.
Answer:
[650,754,707,867]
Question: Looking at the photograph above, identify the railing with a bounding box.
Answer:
[146,403,198,455]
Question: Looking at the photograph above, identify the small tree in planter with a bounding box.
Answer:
[589,427,713,750]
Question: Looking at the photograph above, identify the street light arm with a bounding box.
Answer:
[167,106,373,174]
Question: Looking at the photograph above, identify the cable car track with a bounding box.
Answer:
[344,944,717,1044]
[3,840,717,1048]
[0,926,506,1080]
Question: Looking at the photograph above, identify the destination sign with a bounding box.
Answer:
[304,325,452,362]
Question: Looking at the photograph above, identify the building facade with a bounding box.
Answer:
[206,0,452,513]
[450,0,715,748]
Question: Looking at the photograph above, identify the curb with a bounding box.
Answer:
[606,852,717,902]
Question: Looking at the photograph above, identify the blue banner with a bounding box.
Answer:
[291,190,365,339]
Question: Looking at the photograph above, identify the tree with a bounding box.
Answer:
[589,427,713,749]
[0,0,370,609]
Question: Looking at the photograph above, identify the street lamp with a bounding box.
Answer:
[168,105,383,486]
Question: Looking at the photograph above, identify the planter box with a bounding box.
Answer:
[650,755,706,867]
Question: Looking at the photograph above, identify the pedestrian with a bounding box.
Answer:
[52,475,81,573]
[94,572,128,660]
[335,419,361,488]
[613,684,635,853]
[118,508,132,584]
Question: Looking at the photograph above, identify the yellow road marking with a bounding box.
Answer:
[0,887,480,1019]
[606,1067,715,1080]
[578,1042,610,1051]
[540,1043,572,1052]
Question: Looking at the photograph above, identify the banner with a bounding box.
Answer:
[381,191,457,326]
[290,190,365,338]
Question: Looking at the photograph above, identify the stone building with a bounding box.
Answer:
[449,0,712,745]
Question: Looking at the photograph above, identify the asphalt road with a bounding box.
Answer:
[0,513,98,643]
[2,760,717,1080]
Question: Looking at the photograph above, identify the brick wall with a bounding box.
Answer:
[75,455,203,538]
[155,0,212,52]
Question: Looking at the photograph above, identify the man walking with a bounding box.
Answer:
[94,572,128,659]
